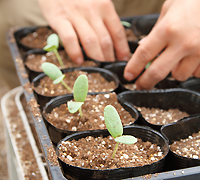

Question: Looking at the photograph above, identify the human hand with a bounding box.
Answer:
[124,0,200,90]
[38,0,130,64]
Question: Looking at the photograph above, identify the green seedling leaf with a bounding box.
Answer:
[104,105,123,138]
[121,21,131,28]
[43,33,64,68]
[67,101,84,113]
[42,62,72,92]
[43,33,59,51]
[115,135,137,144]
[43,43,57,52]
[73,74,88,102]
[104,105,137,158]
[145,61,152,69]
[53,74,65,84]
[41,62,62,80]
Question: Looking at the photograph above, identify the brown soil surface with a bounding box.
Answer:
[58,135,164,170]
[137,107,189,125]
[25,50,98,72]
[44,93,136,131]
[170,131,200,159]
[20,27,55,49]
[0,81,9,180]
[34,70,116,96]
[125,28,138,42]
[2,90,43,180]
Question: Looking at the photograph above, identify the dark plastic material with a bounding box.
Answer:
[161,114,200,170]
[180,78,200,93]
[43,93,140,145]
[131,14,159,39]
[23,49,47,81]
[56,126,169,180]
[103,62,180,93]
[8,14,200,180]
[118,89,200,131]
[32,66,120,109]
[14,26,53,51]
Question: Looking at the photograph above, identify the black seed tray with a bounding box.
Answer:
[7,14,200,180]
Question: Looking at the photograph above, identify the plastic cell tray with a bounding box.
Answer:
[6,15,200,180]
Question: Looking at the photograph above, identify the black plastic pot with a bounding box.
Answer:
[103,62,180,93]
[56,126,169,180]
[161,114,200,170]
[131,14,159,40]
[118,88,200,131]
[24,49,101,81]
[180,77,200,93]
[103,61,136,93]
[14,26,55,51]
[43,93,140,145]
[32,66,120,109]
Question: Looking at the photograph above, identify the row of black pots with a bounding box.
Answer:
[32,66,120,109]
[55,113,200,180]
[14,25,139,61]
[42,88,200,145]
[43,92,139,145]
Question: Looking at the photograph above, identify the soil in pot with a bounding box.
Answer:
[136,106,189,125]
[33,70,116,96]
[125,28,138,42]
[25,50,99,72]
[44,93,136,131]
[58,135,164,170]
[170,131,200,159]
[20,27,55,49]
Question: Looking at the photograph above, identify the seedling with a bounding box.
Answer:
[67,74,88,117]
[121,21,131,28]
[41,62,72,92]
[43,33,64,68]
[104,105,137,158]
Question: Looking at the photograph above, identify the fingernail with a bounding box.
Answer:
[124,72,134,81]
[76,57,83,64]
[138,37,146,45]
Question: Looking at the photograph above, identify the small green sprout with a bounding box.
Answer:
[121,21,131,28]
[43,33,64,68]
[41,62,72,92]
[67,74,88,117]
[104,105,137,158]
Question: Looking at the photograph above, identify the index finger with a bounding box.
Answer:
[124,25,167,81]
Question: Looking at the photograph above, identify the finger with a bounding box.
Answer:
[193,63,200,77]
[71,15,105,61]
[102,2,130,61]
[134,46,184,90]
[171,55,200,81]
[88,15,115,61]
[124,26,167,81]
[51,19,84,64]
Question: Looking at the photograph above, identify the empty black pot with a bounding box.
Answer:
[118,88,200,131]
[161,114,200,170]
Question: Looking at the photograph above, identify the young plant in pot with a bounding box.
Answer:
[43,33,65,68]
[24,33,100,81]
[56,105,169,180]
[33,62,119,108]
[42,73,138,144]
